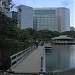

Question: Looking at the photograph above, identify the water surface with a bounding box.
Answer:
[45,45,75,72]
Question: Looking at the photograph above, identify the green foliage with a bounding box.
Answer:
[61,31,75,38]
[0,13,34,70]
[36,29,60,41]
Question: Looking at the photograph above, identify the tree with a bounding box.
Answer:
[61,31,75,38]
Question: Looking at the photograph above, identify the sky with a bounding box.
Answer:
[12,0,75,27]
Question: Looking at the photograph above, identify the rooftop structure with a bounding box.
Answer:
[52,35,74,40]
[52,35,75,45]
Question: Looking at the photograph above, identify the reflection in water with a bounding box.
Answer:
[45,45,75,72]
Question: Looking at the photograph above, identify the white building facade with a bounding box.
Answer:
[17,5,33,29]
[33,7,70,32]
[57,7,70,32]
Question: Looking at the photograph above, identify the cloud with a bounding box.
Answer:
[61,0,71,6]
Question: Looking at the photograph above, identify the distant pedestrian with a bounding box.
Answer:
[35,41,38,48]
[41,41,44,46]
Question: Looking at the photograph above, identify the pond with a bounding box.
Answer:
[45,45,75,72]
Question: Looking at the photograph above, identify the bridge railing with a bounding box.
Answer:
[41,47,46,72]
[41,57,43,71]
[10,44,36,70]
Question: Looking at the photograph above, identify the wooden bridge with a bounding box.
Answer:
[9,44,46,73]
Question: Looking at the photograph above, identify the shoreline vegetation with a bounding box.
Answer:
[0,68,75,75]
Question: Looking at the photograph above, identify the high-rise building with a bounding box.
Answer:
[70,27,74,31]
[10,11,18,28]
[33,7,70,32]
[57,7,70,32]
[33,8,58,31]
[17,5,33,29]
[0,0,10,17]
[10,11,18,20]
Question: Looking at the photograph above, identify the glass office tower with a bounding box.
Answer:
[33,7,70,32]
[33,8,58,31]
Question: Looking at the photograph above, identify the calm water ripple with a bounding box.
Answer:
[45,45,75,72]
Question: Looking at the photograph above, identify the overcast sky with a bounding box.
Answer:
[12,0,75,27]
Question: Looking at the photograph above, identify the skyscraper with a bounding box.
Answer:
[10,11,18,20]
[17,5,33,29]
[57,7,70,32]
[33,7,70,32]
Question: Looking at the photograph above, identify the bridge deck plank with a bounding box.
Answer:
[12,46,44,72]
